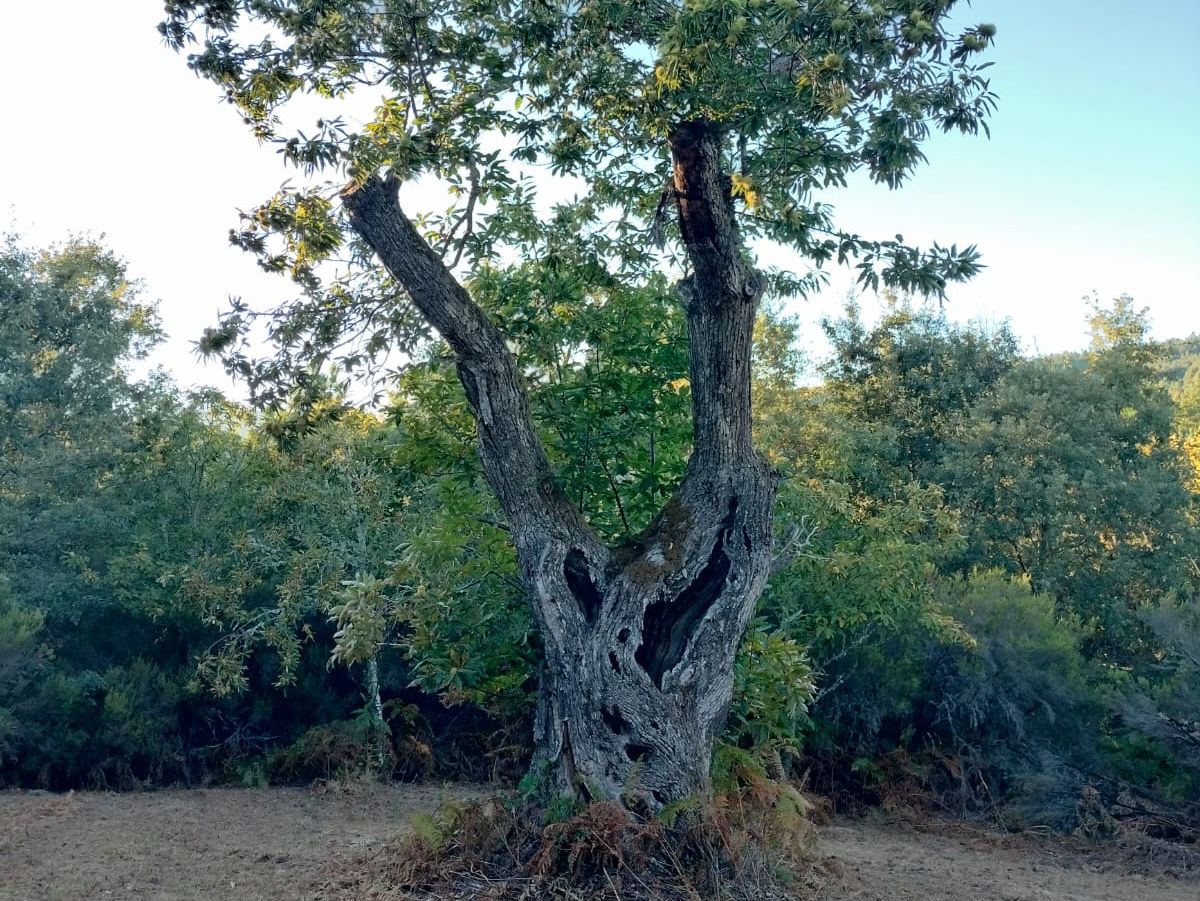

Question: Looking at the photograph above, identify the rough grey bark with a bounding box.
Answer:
[365,654,387,772]
[342,120,776,810]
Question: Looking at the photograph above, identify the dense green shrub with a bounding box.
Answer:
[1108,597,1200,812]
[267,718,392,783]
[0,578,44,771]
[923,574,1104,825]
[96,661,187,788]
[726,625,815,754]
[784,569,1103,818]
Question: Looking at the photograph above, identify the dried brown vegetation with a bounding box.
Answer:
[314,780,820,901]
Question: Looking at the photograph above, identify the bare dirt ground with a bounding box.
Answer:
[1,786,1196,901]
[0,784,481,901]
[812,815,1198,901]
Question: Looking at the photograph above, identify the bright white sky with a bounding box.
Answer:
[1,2,1197,397]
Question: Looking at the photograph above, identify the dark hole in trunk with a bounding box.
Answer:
[634,503,737,689]
[608,651,621,673]
[628,795,653,819]
[625,743,651,762]
[564,548,602,624]
[601,705,630,735]
[617,628,631,643]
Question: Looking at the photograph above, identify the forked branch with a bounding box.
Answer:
[341,175,583,538]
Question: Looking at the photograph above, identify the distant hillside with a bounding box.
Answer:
[1039,334,1199,396]
[1157,334,1200,394]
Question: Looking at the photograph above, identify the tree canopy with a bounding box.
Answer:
[163,0,996,397]
[0,239,161,623]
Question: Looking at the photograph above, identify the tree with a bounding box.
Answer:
[822,298,1020,482]
[0,237,160,625]
[943,299,1196,663]
[1171,360,1200,491]
[268,410,410,767]
[163,0,996,809]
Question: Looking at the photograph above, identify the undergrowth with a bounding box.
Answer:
[316,775,822,900]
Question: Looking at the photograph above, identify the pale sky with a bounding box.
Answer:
[1,2,1197,397]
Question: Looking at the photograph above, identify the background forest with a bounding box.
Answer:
[2,235,1197,834]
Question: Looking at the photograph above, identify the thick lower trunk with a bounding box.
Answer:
[523,459,776,810]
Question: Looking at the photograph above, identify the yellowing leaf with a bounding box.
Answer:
[667,377,691,393]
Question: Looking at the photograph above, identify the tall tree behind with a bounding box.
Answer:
[1177,362,1200,490]
[0,238,160,629]
[943,298,1197,663]
[822,299,1020,484]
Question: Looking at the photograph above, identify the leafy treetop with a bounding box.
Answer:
[164,0,996,398]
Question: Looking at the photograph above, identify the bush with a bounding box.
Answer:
[95,660,187,787]
[267,718,395,783]
[798,572,1112,826]
[726,625,815,754]
[925,574,1104,825]
[9,670,103,789]
[0,579,45,773]
[1104,596,1200,826]
[336,785,813,901]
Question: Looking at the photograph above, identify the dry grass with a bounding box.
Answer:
[5,785,1196,901]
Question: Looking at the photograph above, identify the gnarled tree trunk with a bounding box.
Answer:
[343,120,776,811]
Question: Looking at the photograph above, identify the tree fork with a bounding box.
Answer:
[342,134,777,808]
